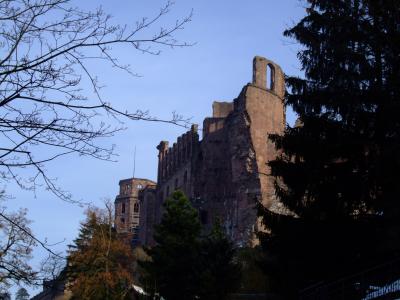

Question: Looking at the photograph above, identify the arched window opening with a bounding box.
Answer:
[134,203,139,213]
[266,63,275,90]
[121,203,126,213]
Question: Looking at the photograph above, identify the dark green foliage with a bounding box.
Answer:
[259,0,400,296]
[141,191,241,300]
[69,211,100,252]
[199,220,241,300]
[236,247,270,294]
[141,190,202,300]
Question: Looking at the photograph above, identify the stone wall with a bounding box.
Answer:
[156,124,199,201]
[120,55,285,247]
[138,185,157,246]
[149,56,285,246]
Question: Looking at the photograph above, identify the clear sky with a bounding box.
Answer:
[5,0,306,295]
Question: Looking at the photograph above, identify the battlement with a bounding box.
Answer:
[116,178,156,199]
[157,124,199,183]
[212,101,233,118]
[132,55,286,247]
[201,101,233,138]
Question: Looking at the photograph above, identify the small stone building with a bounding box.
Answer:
[115,56,285,246]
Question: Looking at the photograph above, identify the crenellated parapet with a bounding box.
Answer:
[157,124,199,183]
[137,55,286,247]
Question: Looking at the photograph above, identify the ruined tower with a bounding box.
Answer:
[151,56,285,245]
[116,56,286,247]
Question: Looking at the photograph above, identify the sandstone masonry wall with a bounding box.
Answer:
[117,56,286,247]
[156,56,284,246]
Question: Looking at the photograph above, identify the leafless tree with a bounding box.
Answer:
[0,199,37,288]
[0,0,192,201]
[39,252,65,281]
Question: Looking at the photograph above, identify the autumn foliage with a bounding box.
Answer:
[67,206,135,300]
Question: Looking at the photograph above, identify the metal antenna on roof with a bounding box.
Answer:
[133,146,136,178]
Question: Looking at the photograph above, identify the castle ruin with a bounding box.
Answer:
[114,56,285,246]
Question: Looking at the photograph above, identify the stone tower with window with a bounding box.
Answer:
[114,178,155,244]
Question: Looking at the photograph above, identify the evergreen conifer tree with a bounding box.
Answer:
[67,206,135,300]
[259,0,400,295]
[141,190,202,300]
[141,192,242,300]
[199,220,241,300]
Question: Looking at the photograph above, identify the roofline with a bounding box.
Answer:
[119,178,156,184]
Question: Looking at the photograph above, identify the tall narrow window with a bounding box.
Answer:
[134,203,139,213]
[183,170,188,185]
[122,203,126,213]
[174,178,178,190]
[200,210,208,225]
[266,63,275,90]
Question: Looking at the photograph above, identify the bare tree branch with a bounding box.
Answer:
[0,0,193,200]
[0,201,37,287]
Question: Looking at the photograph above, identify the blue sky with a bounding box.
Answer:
[5,0,306,295]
